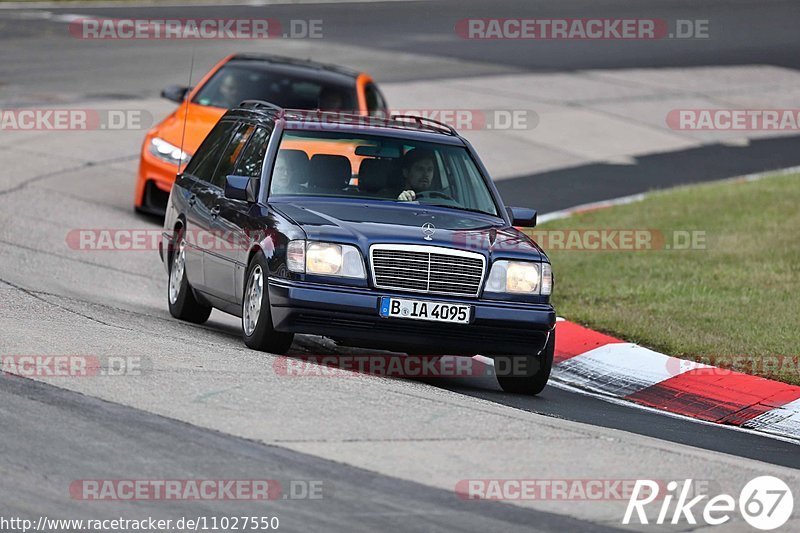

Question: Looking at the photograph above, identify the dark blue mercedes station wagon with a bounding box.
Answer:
[161,102,556,394]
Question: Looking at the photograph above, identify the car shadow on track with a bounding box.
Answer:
[200,314,509,393]
[177,317,800,467]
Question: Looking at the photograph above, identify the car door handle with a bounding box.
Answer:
[210,205,221,218]
[188,194,196,207]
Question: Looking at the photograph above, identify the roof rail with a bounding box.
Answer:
[390,114,457,136]
[233,104,460,136]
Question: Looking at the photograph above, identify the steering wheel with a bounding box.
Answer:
[415,190,456,202]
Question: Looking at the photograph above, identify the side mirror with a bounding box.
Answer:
[224,175,255,202]
[507,206,537,227]
[161,85,190,103]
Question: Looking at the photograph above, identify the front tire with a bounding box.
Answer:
[496,329,555,395]
[242,252,294,354]
[167,229,212,324]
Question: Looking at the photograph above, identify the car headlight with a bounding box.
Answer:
[485,260,553,296]
[148,137,190,166]
[286,240,366,279]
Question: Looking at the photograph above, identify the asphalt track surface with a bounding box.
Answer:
[1,375,618,532]
[1,1,799,531]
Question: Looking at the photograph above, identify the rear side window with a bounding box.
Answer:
[364,83,387,117]
[210,123,255,188]
[184,120,238,183]
[234,126,272,178]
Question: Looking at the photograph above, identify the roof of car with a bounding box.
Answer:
[224,101,465,144]
[227,54,361,86]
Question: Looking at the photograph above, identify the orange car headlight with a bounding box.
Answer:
[149,137,190,166]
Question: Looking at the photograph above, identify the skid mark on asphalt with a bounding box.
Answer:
[0,153,137,196]
[0,238,152,279]
[0,282,238,353]
[0,276,122,330]
[193,385,244,404]
[0,270,356,363]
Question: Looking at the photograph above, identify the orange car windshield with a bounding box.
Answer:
[270,130,499,217]
[192,63,356,110]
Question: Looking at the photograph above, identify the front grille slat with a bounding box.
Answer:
[427,279,482,287]
[375,275,429,284]
[374,258,429,265]
[431,271,482,278]
[374,265,429,275]
[371,245,485,297]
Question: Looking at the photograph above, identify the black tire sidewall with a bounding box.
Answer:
[496,329,555,395]
[242,252,293,353]
[167,227,211,323]
[167,231,191,316]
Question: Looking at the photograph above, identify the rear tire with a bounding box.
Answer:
[167,228,212,324]
[242,252,294,354]
[496,330,554,395]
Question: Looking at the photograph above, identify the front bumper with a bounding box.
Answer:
[135,148,178,211]
[269,278,556,355]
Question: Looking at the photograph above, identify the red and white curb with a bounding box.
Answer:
[552,319,800,441]
[535,168,800,441]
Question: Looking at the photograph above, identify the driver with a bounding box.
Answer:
[271,156,295,194]
[318,87,345,112]
[397,148,436,202]
[217,72,246,108]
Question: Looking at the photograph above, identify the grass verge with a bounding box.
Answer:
[532,172,800,385]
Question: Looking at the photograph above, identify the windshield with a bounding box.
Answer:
[193,63,356,110]
[269,130,500,217]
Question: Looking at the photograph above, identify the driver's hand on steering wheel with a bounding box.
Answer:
[398,190,416,202]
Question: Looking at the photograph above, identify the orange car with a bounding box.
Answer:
[135,54,388,214]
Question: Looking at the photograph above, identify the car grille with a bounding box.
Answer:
[370,245,486,297]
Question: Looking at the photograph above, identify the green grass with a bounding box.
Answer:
[534,172,800,385]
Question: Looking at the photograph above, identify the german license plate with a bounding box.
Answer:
[379,297,471,324]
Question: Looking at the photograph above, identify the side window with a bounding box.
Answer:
[234,126,272,178]
[364,83,387,117]
[209,123,255,188]
[184,120,238,183]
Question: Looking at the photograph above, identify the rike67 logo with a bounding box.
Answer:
[624,476,794,530]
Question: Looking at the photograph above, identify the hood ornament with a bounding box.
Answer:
[422,222,435,241]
